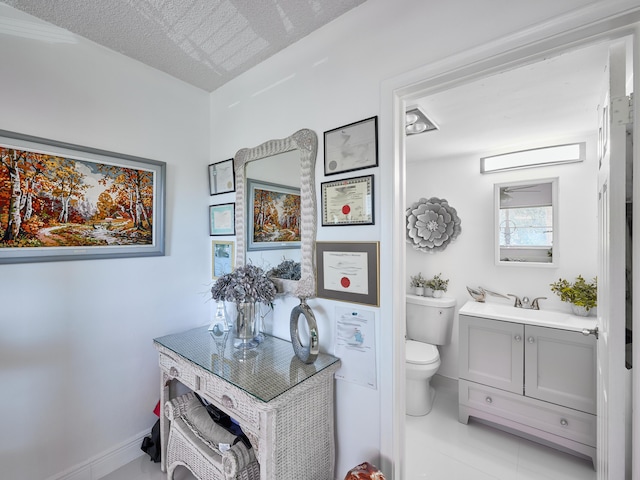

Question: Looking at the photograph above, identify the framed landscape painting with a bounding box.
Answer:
[0,130,166,264]
[247,179,301,251]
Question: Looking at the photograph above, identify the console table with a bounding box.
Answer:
[154,326,341,480]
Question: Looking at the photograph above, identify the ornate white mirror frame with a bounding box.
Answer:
[233,129,318,298]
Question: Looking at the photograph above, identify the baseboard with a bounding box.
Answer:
[46,430,150,480]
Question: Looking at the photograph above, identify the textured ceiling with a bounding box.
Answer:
[3,0,366,92]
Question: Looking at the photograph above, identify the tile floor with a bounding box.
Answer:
[404,375,596,480]
[103,376,596,480]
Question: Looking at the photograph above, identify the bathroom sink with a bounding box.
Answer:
[458,300,597,332]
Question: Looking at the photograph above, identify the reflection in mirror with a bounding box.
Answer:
[495,178,558,266]
[234,129,318,297]
[246,150,301,257]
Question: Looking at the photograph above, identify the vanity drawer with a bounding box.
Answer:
[202,378,262,431]
[159,352,200,391]
[460,380,596,447]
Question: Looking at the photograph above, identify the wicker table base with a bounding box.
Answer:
[154,328,340,480]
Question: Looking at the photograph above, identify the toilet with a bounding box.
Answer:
[405,293,456,416]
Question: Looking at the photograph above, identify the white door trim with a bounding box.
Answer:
[379,5,640,479]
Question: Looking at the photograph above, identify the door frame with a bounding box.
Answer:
[379,6,640,479]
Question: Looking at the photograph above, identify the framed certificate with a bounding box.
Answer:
[324,116,378,176]
[209,203,235,236]
[321,175,374,226]
[316,241,379,306]
[208,158,235,195]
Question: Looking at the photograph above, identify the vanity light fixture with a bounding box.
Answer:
[481,142,585,173]
[406,106,438,135]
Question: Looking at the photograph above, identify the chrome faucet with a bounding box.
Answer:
[508,294,547,310]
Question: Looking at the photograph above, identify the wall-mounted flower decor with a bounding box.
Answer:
[406,197,462,253]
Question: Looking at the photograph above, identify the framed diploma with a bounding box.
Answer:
[324,116,378,176]
[321,175,374,226]
[208,158,235,195]
[316,241,379,306]
[209,203,235,236]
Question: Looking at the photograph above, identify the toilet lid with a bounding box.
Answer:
[406,340,439,365]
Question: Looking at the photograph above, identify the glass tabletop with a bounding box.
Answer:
[154,326,339,403]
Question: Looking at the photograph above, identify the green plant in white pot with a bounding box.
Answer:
[427,273,449,298]
[549,275,597,316]
[410,272,428,296]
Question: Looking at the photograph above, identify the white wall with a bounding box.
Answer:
[406,136,599,378]
[0,4,210,479]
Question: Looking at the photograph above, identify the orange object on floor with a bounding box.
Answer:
[344,462,386,479]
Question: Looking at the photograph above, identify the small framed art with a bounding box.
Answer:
[324,116,378,176]
[209,203,235,236]
[316,241,380,306]
[212,240,234,279]
[208,159,235,195]
[322,174,374,226]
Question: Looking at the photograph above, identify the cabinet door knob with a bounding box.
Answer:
[514,335,522,342]
[527,336,535,344]
[560,418,568,426]
[485,396,493,404]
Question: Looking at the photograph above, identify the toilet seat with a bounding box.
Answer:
[405,340,439,365]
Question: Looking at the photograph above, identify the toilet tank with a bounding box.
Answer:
[406,294,456,345]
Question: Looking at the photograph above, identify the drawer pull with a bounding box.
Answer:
[560,418,568,426]
[169,366,180,377]
[514,335,522,342]
[221,395,234,409]
[485,396,493,404]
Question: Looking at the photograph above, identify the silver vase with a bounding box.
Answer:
[235,302,258,349]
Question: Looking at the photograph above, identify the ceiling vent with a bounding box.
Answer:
[406,106,438,135]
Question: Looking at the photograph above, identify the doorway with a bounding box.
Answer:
[383,19,639,480]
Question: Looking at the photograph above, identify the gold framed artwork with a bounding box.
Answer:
[316,241,380,306]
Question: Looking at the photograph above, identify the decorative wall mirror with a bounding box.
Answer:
[495,177,558,267]
[234,129,318,297]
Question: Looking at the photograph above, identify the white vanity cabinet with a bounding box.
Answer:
[458,302,597,465]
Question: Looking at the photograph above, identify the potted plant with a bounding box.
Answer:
[410,272,428,296]
[549,275,597,316]
[427,273,449,298]
[267,258,301,294]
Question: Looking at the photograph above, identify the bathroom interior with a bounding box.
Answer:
[401,37,630,478]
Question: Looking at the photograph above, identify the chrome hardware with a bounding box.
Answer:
[485,396,493,404]
[531,297,547,310]
[509,294,546,310]
[527,336,535,344]
[508,294,522,308]
[514,335,522,342]
[582,326,599,339]
[169,366,179,377]
[560,418,568,426]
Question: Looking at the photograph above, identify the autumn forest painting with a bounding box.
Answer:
[0,144,156,251]
[252,185,301,245]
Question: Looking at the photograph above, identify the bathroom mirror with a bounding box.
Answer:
[234,129,318,297]
[494,178,558,266]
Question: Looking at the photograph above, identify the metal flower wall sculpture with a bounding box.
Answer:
[406,197,462,253]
